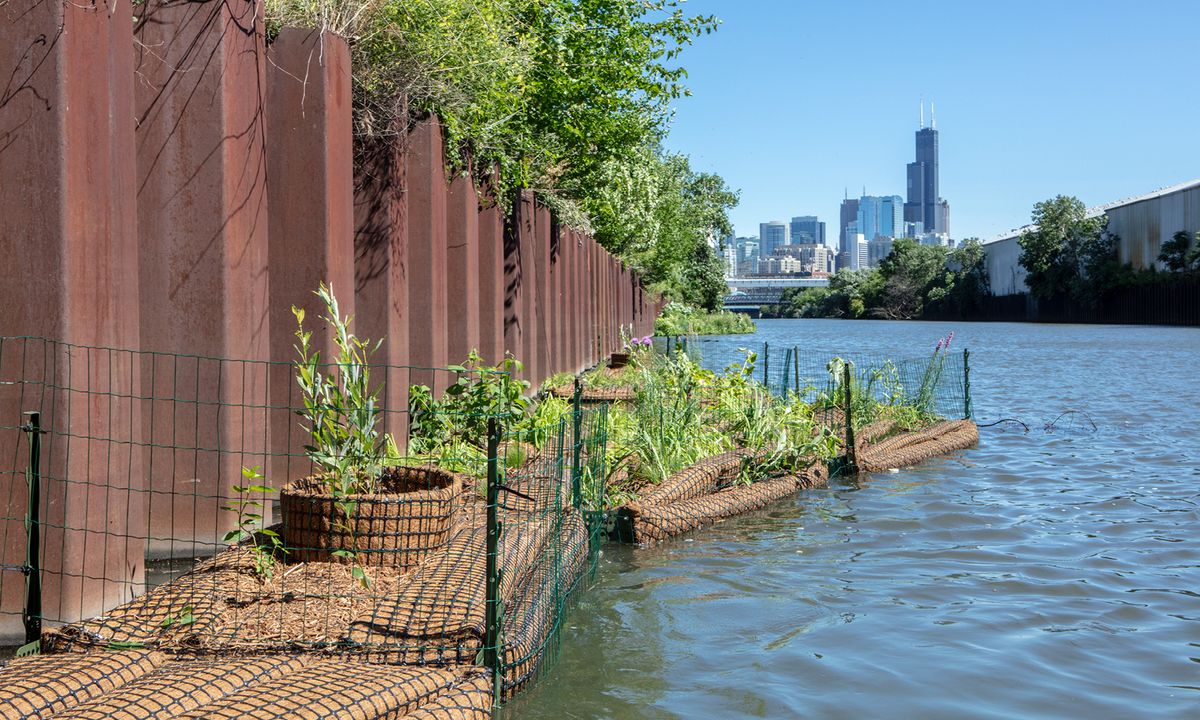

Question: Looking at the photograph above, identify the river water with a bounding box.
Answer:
[502,319,1200,719]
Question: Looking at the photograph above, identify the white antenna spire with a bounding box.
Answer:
[920,99,924,129]
[931,101,936,130]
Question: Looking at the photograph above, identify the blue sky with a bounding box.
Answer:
[662,0,1200,243]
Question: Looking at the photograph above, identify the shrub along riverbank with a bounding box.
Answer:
[654,302,756,336]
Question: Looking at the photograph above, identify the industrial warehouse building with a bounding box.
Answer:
[982,179,1200,296]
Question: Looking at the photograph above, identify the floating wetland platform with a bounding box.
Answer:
[0,345,978,718]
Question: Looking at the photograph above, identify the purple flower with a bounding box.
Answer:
[936,339,944,351]
[945,331,954,349]
[640,336,653,346]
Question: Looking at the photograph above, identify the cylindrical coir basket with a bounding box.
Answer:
[280,466,461,570]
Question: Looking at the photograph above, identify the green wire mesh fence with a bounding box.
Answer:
[0,336,606,709]
[755,341,971,424]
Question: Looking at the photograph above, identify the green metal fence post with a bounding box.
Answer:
[781,347,793,394]
[762,342,770,387]
[963,348,972,420]
[793,345,800,396]
[843,363,857,474]
[21,411,44,649]
[484,417,503,704]
[571,378,584,509]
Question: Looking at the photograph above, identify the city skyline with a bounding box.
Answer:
[740,111,947,259]
[700,110,953,248]
[661,1,1200,242]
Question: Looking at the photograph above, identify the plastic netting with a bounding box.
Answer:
[48,655,311,719]
[548,385,636,403]
[0,649,167,719]
[617,461,829,545]
[856,419,980,472]
[165,662,471,720]
[0,651,492,720]
[745,342,971,424]
[0,336,608,711]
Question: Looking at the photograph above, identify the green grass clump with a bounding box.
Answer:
[603,348,838,502]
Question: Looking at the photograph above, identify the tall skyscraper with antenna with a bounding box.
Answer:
[904,101,948,235]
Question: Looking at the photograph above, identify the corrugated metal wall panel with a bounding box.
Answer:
[1111,185,1200,269]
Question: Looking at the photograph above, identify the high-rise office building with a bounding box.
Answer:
[857,195,904,241]
[839,196,860,254]
[904,103,948,235]
[790,216,826,247]
[840,231,867,271]
[759,221,789,257]
[737,239,760,275]
[937,199,950,237]
[722,239,739,277]
[868,236,895,268]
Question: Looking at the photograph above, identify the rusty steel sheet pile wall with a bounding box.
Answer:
[0,0,145,640]
[0,11,658,640]
[133,0,272,559]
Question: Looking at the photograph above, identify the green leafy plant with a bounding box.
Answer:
[914,333,955,416]
[600,346,844,503]
[523,395,572,448]
[292,283,389,588]
[293,283,385,496]
[655,302,755,336]
[603,351,727,488]
[409,350,529,455]
[161,605,195,630]
[702,350,828,483]
[221,466,285,579]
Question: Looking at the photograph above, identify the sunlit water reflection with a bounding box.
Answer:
[502,320,1200,719]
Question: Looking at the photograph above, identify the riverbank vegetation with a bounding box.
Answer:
[654,302,756,336]
[265,0,737,309]
[769,238,989,320]
[770,192,1198,322]
[540,340,959,508]
[597,347,838,506]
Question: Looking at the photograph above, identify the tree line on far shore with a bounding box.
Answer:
[766,238,988,320]
[764,195,1198,320]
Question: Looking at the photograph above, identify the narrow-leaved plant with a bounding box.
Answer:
[293,282,385,496]
[222,465,285,579]
[293,282,384,587]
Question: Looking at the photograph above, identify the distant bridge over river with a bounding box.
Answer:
[723,277,830,314]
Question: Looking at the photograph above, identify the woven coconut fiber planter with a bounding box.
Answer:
[281,466,461,570]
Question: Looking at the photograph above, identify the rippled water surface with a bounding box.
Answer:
[503,320,1200,719]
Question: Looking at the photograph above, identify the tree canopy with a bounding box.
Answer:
[266,0,732,306]
[1017,195,1113,303]
[1158,230,1198,272]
